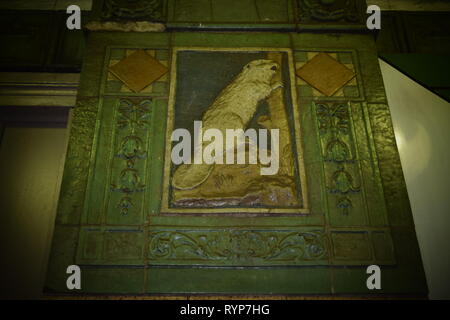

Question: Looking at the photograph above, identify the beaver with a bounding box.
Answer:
[172,59,282,190]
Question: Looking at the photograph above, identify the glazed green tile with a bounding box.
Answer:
[299,100,322,165]
[80,268,145,294]
[324,163,368,226]
[298,85,313,97]
[77,228,103,262]
[146,267,331,294]
[55,97,99,225]
[303,162,327,217]
[172,32,291,48]
[148,99,168,215]
[152,81,167,94]
[256,0,293,22]
[294,51,308,62]
[110,48,126,60]
[359,159,389,227]
[106,80,123,93]
[83,98,116,224]
[47,29,427,296]
[102,230,145,264]
[155,49,169,61]
[212,0,259,22]
[332,267,374,294]
[172,0,213,22]
[343,85,359,97]
[337,52,353,64]
[331,231,372,263]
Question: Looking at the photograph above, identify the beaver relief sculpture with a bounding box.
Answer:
[171,59,282,190]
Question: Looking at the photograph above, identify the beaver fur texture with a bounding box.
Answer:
[172,59,282,190]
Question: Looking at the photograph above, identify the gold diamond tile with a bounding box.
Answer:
[109,49,168,93]
[296,53,355,97]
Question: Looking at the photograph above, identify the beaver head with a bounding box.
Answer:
[240,59,279,83]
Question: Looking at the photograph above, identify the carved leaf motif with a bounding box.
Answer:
[148,230,327,263]
[117,99,151,130]
[298,0,360,23]
[317,103,350,136]
[103,0,163,20]
[326,139,351,162]
[111,99,151,214]
[329,166,360,194]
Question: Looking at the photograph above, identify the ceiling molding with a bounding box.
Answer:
[0,72,79,107]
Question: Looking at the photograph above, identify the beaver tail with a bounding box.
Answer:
[171,163,215,190]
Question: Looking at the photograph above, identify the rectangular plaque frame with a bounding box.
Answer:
[161,47,309,214]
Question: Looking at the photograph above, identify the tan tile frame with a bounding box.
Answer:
[161,47,309,214]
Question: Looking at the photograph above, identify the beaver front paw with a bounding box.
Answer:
[271,81,284,91]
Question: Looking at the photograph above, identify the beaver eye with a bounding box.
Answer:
[271,66,277,71]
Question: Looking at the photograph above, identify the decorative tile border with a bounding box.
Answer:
[294,50,362,100]
[106,48,170,95]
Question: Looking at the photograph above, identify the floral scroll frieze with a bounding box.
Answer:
[148,230,327,263]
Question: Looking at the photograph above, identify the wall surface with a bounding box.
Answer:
[0,126,69,299]
[379,59,450,299]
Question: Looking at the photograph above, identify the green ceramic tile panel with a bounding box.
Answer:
[171,0,213,22]
[44,0,427,295]
[105,99,153,224]
[303,163,327,220]
[171,32,291,48]
[332,267,374,294]
[105,80,123,93]
[146,267,332,294]
[152,81,167,94]
[150,214,325,228]
[168,0,294,27]
[256,0,293,22]
[82,97,114,224]
[331,231,372,262]
[155,49,169,61]
[77,227,145,265]
[294,51,308,62]
[78,228,103,261]
[79,268,145,294]
[148,99,168,215]
[102,230,145,264]
[56,97,100,225]
[367,103,414,227]
[350,103,388,226]
[313,101,370,226]
[298,85,313,97]
[298,99,322,165]
[212,0,260,22]
[110,48,126,60]
[343,86,359,98]
[337,52,353,64]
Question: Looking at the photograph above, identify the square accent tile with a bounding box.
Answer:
[109,50,168,93]
[296,53,355,97]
